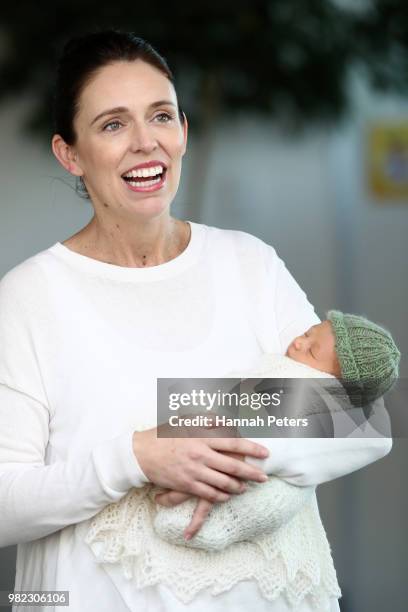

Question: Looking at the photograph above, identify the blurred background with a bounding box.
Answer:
[0,1,407,610]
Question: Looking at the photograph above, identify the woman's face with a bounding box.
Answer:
[57,60,187,221]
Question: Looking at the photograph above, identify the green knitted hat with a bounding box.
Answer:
[326,310,401,406]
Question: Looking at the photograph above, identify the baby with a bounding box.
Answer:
[154,309,400,545]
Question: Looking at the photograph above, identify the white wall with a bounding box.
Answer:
[194,116,337,314]
[0,99,92,273]
[327,72,408,376]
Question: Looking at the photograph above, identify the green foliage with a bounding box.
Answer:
[1,0,408,142]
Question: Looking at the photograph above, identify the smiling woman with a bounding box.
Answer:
[0,29,392,612]
[51,37,189,268]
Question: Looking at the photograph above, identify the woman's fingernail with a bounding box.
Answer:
[259,474,268,482]
[184,533,191,541]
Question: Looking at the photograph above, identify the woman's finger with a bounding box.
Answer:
[184,499,214,540]
[191,464,249,495]
[205,447,269,484]
[207,436,269,459]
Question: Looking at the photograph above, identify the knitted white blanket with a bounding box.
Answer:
[84,355,341,609]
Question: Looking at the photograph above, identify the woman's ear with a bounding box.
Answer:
[51,134,83,176]
[181,113,188,157]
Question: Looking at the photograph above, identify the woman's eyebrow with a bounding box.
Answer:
[90,100,176,126]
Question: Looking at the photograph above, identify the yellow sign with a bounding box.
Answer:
[367,121,408,201]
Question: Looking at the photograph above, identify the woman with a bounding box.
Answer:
[0,30,392,612]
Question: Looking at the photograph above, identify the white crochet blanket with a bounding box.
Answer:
[153,476,314,551]
[84,355,341,608]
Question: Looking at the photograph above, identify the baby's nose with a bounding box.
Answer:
[293,336,308,351]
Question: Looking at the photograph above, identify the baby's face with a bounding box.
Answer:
[286,320,341,376]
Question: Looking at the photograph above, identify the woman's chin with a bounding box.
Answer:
[127,198,171,221]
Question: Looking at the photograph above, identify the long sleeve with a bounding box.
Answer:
[0,384,148,548]
[0,266,148,548]
[269,250,320,354]
[241,376,392,485]
[234,234,320,355]
[245,426,392,486]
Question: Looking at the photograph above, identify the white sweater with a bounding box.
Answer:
[0,221,391,612]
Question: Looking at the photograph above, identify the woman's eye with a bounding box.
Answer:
[103,120,122,132]
[154,112,174,123]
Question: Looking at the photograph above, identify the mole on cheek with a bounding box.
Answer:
[103,202,109,208]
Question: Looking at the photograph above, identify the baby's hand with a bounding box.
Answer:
[184,451,248,540]
[184,498,214,541]
[154,491,216,539]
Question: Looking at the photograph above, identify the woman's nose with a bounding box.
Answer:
[130,123,158,153]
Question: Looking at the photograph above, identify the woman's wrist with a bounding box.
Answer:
[132,430,148,473]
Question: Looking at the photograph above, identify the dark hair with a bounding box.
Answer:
[53,29,185,146]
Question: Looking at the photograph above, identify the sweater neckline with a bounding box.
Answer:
[49,220,204,281]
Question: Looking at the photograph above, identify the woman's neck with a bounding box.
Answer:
[61,216,191,268]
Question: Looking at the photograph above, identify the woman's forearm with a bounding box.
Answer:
[0,383,150,547]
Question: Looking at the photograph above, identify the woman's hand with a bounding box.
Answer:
[155,451,248,539]
[133,425,268,503]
